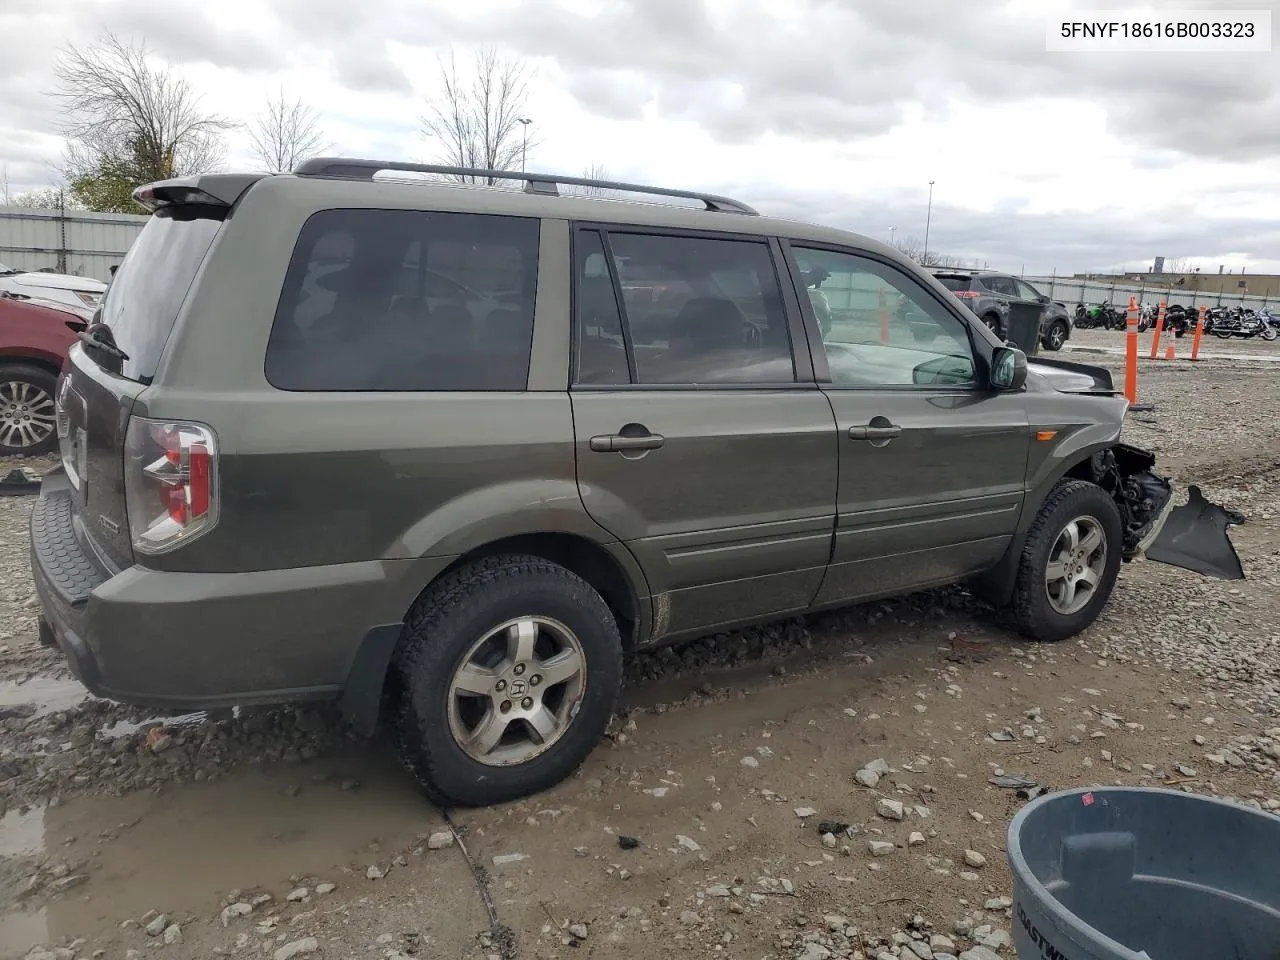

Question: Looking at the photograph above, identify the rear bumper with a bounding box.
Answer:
[29,472,443,712]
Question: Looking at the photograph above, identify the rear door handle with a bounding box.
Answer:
[589,433,666,452]
[848,424,902,441]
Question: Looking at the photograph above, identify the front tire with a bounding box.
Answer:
[0,364,58,457]
[1010,480,1123,643]
[390,554,623,806]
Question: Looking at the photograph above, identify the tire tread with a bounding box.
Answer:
[1010,479,1122,643]
[390,553,622,806]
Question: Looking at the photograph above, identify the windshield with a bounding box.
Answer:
[96,208,223,382]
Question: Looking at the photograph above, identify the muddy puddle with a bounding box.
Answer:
[0,741,444,958]
[0,673,209,740]
[0,678,87,719]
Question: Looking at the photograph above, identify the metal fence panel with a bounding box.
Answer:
[0,205,148,282]
[1023,275,1272,311]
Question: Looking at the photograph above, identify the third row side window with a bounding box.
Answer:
[575,230,796,385]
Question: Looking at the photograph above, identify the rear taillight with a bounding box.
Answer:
[124,417,219,554]
[952,290,981,299]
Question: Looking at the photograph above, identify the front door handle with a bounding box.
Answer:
[848,424,902,441]
[589,433,666,453]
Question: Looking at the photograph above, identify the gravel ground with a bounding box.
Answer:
[2,355,1279,960]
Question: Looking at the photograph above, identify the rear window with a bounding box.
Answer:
[98,208,223,381]
[934,275,973,293]
[265,209,540,392]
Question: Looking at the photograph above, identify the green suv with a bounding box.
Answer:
[31,160,1175,806]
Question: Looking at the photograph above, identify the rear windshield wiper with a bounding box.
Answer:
[78,327,130,362]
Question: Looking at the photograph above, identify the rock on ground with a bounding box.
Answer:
[274,938,319,960]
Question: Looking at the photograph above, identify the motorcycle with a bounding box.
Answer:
[1211,310,1271,340]
[1161,304,1191,338]
[1080,300,1125,330]
[1138,303,1158,332]
[1257,308,1280,341]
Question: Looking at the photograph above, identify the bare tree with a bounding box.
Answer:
[421,47,537,183]
[575,163,618,198]
[249,90,329,173]
[1163,257,1193,275]
[52,32,235,210]
[893,235,966,269]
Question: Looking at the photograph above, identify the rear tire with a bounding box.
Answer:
[0,363,58,457]
[1041,320,1068,351]
[1010,480,1123,643]
[982,314,1003,337]
[390,554,623,807]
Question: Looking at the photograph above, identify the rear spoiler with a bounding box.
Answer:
[132,173,266,213]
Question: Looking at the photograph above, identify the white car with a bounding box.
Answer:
[0,261,107,312]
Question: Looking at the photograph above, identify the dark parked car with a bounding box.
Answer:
[0,295,89,456]
[33,160,1179,807]
[933,270,1073,351]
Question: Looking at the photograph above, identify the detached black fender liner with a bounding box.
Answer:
[1145,485,1246,580]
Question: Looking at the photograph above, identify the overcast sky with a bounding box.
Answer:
[1,0,1276,276]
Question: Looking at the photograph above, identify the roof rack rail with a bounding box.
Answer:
[291,158,759,216]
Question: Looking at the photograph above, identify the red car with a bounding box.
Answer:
[0,295,88,456]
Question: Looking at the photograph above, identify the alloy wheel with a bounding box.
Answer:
[1044,516,1107,616]
[0,379,55,451]
[446,616,587,767]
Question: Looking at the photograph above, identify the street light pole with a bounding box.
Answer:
[889,225,896,245]
[923,180,936,263]
[517,118,533,171]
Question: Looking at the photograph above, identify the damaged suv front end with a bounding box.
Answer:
[1087,443,1174,561]
[973,354,1238,614]
[1023,355,1239,580]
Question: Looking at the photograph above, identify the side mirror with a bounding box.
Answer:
[991,346,1028,390]
[1038,294,1050,304]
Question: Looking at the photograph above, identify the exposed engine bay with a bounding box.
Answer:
[1089,442,1245,580]
[1087,443,1174,559]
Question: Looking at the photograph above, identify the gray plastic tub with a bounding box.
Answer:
[1007,786,1280,960]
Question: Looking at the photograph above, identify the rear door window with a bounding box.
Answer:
[265,209,540,391]
[97,208,223,382]
[579,231,795,385]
